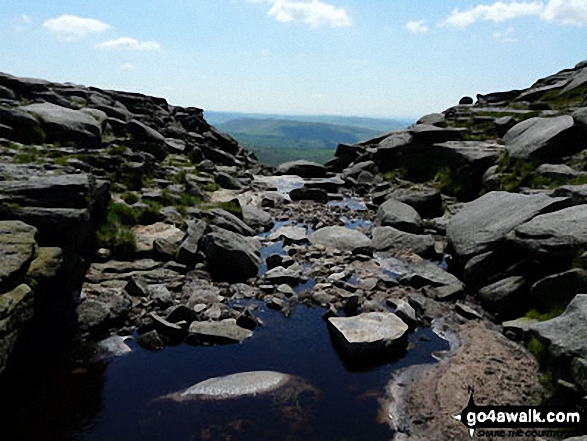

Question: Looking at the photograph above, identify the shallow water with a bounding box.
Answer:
[0,304,449,441]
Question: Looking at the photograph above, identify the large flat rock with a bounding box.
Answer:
[371,226,434,257]
[188,319,253,344]
[21,102,102,145]
[503,116,584,161]
[446,191,568,261]
[328,312,408,359]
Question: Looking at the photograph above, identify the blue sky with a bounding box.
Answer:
[0,1,585,118]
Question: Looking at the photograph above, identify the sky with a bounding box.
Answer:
[0,0,586,119]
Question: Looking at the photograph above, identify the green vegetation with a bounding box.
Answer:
[380,168,408,182]
[527,337,549,366]
[525,307,565,322]
[540,85,587,111]
[211,117,397,165]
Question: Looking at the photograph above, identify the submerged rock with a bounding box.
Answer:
[169,371,292,401]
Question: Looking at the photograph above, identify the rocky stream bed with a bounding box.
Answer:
[2,62,587,440]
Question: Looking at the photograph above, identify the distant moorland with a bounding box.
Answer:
[205,111,412,165]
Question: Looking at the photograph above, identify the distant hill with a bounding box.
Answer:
[205,112,411,165]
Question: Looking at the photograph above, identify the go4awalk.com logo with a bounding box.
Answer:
[453,387,587,438]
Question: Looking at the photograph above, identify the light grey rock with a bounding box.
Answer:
[176,219,207,265]
[208,208,255,236]
[416,113,446,127]
[96,335,132,358]
[395,299,417,326]
[502,317,538,341]
[267,225,308,243]
[514,205,587,258]
[534,163,579,180]
[168,371,292,401]
[456,302,483,320]
[371,226,434,257]
[188,319,253,344]
[328,312,409,359]
[264,266,300,286]
[21,102,102,145]
[375,199,423,234]
[553,184,587,205]
[447,191,568,260]
[309,226,371,251]
[242,205,273,229]
[531,294,587,360]
[503,116,583,160]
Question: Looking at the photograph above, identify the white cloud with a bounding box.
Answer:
[251,0,352,28]
[120,63,136,70]
[542,0,587,27]
[493,26,518,42]
[95,37,162,51]
[12,14,32,32]
[442,1,543,28]
[406,19,429,33]
[43,14,110,40]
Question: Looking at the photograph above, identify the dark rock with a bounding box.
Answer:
[166,305,197,324]
[137,330,164,351]
[531,269,587,311]
[214,172,243,190]
[459,96,474,105]
[456,302,483,320]
[0,221,37,292]
[477,276,528,319]
[124,277,150,297]
[0,284,34,374]
[200,229,261,282]
[149,312,185,342]
[386,187,443,219]
[276,160,326,178]
[0,107,43,143]
[201,145,239,167]
[289,187,327,203]
[236,310,258,331]
[552,184,587,205]
[341,161,377,180]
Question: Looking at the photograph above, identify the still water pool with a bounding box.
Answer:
[0,303,448,441]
